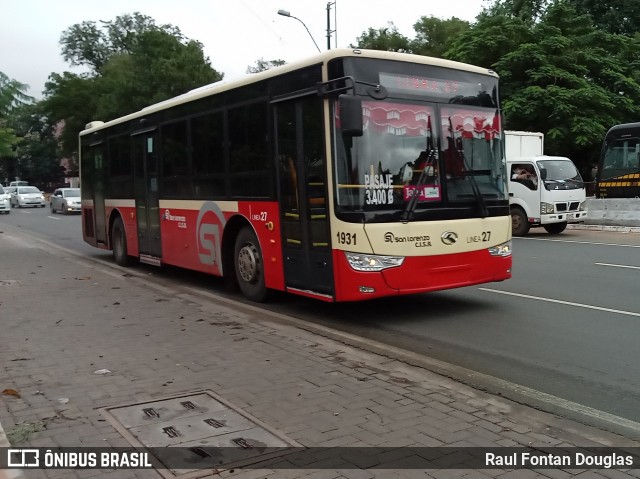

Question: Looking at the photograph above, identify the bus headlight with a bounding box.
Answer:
[488,241,512,257]
[344,252,404,272]
[540,202,554,214]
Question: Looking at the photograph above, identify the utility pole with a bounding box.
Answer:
[326,2,336,50]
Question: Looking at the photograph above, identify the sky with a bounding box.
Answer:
[1,0,489,100]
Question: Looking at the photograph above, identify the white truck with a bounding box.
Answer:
[505,131,587,236]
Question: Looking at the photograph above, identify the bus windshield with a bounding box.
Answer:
[333,99,505,220]
[601,135,640,179]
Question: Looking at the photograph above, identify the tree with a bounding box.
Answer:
[246,58,286,74]
[45,13,223,158]
[410,17,471,58]
[6,104,63,188]
[0,73,34,166]
[59,12,184,74]
[486,0,553,24]
[351,23,411,52]
[446,13,531,69]
[42,72,98,158]
[93,29,222,120]
[494,2,640,168]
[567,0,640,36]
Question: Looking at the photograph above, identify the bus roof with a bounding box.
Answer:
[605,122,640,137]
[80,48,498,136]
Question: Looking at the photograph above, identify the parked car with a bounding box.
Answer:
[0,185,11,214]
[10,186,46,208]
[9,180,29,187]
[50,188,81,214]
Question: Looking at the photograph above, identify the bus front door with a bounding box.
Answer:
[276,97,334,298]
[133,131,162,264]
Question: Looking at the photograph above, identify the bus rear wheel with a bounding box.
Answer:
[234,226,267,302]
[544,222,567,234]
[511,207,530,236]
[112,216,130,267]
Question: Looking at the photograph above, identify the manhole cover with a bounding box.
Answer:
[99,391,301,478]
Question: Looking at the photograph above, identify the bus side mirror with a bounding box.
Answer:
[339,95,363,137]
[539,168,547,180]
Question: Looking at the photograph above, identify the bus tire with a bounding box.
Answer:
[112,216,130,267]
[544,222,567,234]
[234,226,268,302]
[511,207,530,236]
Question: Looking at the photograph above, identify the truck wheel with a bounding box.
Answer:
[544,222,567,234]
[112,216,130,266]
[234,226,268,302]
[511,208,530,236]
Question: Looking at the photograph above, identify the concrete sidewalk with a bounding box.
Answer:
[1,225,640,479]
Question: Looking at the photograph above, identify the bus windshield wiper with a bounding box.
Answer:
[448,118,489,218]
[401,146,438,223]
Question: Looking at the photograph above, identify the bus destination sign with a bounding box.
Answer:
[379,73,480,99]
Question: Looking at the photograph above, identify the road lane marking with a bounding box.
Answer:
[515,236,640,248]
[47,215,61,220]
[479,288,640,317]
[595,262,640,270]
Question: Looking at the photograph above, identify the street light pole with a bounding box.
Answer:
[326,2,336,50]
[277,9,321,53]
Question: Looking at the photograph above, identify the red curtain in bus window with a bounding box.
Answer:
[362,103,432,137]
[441,108,500,176]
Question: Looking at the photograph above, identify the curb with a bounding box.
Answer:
[567,224,640,233]
[0,421,24,479]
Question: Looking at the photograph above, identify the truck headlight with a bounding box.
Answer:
[488,241,512,257]
[579,201,586,211]
[540,202,554,214]
[344,252,404,272]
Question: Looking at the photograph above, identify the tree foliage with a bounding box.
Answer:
[445,14,531,68]
[42,72,98,157]
[567,0,640,36]
[59,12,185,74]
[0,73,34,164]
[511,3,639,164]
[45,12,223,157]
[4,104,63,187]
[410,17,471,58]
[486,0,553,24]
[352,23,411,52]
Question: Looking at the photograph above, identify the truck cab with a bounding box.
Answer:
[507,156,587,236]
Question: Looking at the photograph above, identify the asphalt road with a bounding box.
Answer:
[2,206,640,431]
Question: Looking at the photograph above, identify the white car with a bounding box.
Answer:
[10,186,46,208]
[50,188,81,214]
[0,185,11,214]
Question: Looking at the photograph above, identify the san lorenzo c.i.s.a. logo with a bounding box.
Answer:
[384,232,431,247]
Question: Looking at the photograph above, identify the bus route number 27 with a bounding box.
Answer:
[337,232,356,245]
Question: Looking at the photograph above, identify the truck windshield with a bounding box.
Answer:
[333,99,505,222]
[537,159,583,189]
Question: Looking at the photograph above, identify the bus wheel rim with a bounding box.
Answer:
[238,245,258,283]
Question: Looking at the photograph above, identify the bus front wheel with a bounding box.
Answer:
[544,222,567,234]
[112,216,130,267]
[234,226,268,302]
[511,208,530,236]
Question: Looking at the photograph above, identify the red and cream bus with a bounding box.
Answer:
[80,49,512,302]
